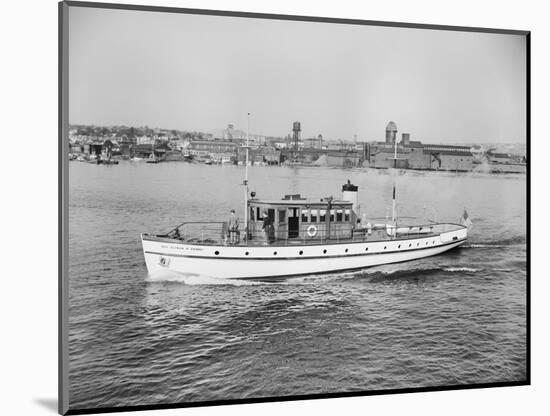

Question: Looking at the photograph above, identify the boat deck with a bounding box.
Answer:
[145,222,465,247]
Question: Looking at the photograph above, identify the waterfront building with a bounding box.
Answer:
[237,145,281,165]
[187,139,238,163]
[368,144,409,169]
[136,135,153,145]
[165,150,184,161]
[469,145,486,162]
[403,140,427,169]
[255,145,281,164]
[188,140,238,154]
[487,150,513,164]
[283,148,324,164]
[304,137,319,148]
[421,144,474,171]
[133,143,171,160]
[367,122,474,171]
[325,150,363,168]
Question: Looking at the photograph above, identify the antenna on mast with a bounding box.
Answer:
[391,133,398,226]
[243,113,250,239]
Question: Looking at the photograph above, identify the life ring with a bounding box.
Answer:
[159,256,170,267]
[307,225,317,237]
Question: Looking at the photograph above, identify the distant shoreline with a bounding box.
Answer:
[68,157,527,175]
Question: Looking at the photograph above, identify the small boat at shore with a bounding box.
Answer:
[146,153,160,164]
[87,156,119,165]
[141,114,471,280]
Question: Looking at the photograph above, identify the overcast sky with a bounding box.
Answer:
[68,6,526,143]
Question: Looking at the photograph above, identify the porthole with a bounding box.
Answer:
[433,241,435,244]
[426,242,428,245]
[409,243,412,247]
[214,251,220,255]
[299,250,303,255]
[273,251,277,255]
[384,246,387,250]
[345,249,349,253]
[365,247,369,251]
[323,249,327,254]
[245,251,249,256]
[398,245,401,249]
[417,242,420,246]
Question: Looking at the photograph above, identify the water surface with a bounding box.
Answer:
[68,162,527,409]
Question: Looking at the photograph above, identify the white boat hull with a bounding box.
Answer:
[141,227,467,279]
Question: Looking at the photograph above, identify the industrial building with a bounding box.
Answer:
[420,144,474,171]
[187,140,238,162]
[237,145,281,164]
[325,150,363,168]
[367,122,474,171]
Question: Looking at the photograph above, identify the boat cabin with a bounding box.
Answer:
[247,191,357,242]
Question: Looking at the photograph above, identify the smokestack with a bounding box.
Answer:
[342,180,359,212]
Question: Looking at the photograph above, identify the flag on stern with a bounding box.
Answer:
[460,209,473,228]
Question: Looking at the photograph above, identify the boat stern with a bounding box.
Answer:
[439,223,468,245]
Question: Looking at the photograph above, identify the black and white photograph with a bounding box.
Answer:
[59,1,529,414]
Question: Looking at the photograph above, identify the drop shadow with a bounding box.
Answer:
[34,398,58,413]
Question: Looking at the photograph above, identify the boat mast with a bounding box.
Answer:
[391,134,397,225]
[243,113,250,238]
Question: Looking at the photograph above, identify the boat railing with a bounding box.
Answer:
[157,220,464,246]
[160,221,227,244]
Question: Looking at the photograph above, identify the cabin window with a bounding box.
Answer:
[301,210,309,223]
[336,210,343,222]
[278,209,286,224]
[311,209,318,223]
[344,209,350,222]
[319,209,326,222]
[330,209,335,222]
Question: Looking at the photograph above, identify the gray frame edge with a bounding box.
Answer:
[59,1,70,415]
[62,0,529,36]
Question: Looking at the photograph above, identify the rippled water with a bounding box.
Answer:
[68,162,527,410]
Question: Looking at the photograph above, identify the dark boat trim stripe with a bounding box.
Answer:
[145,238,466,260]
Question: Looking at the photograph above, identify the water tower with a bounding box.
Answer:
[385,121,398,144]
[292,121,301,150]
